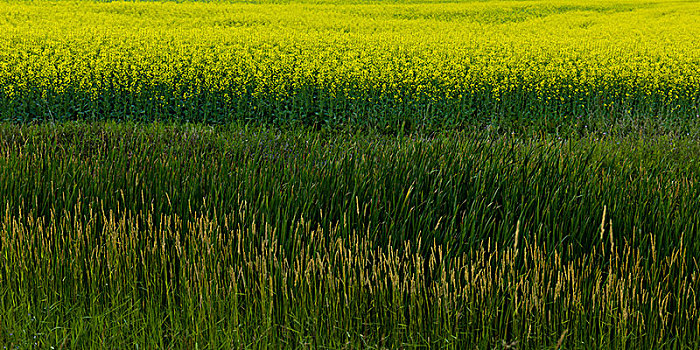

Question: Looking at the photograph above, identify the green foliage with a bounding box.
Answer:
[0,122,698,348]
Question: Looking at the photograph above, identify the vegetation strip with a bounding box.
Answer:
[0,0,698,129]
[0,122,698,348]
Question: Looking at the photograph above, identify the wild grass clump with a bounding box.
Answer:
[0,122,698,348]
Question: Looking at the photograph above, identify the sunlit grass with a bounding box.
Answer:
[0,122,698,348]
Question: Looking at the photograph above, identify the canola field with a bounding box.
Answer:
[1,1,700,349]
[0,0,699,128]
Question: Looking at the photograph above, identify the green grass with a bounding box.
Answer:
[0,121,698,348]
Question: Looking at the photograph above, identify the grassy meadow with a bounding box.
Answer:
[0,0,699,348]
[1,122,699,348]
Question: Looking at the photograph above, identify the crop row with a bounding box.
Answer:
[0,0,698,127]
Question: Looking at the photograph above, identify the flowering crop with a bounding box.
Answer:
[0,0,698,127]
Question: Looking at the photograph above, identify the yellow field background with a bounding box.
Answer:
[0,0,698,125]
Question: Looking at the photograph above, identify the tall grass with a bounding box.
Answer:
[0,122,698,348]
